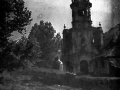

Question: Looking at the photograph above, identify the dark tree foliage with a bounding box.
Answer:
[114,26,120,56]
[11,36,34,69]
[104,24,120,56]
[0,0,32,72]
[28,38,42,60]
[104,38,116,50]
[28,21,62,64]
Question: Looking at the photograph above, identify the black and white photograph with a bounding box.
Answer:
[0,0,120,90]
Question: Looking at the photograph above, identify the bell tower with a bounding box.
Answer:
[62,0,104,74]
[70,0,92,28]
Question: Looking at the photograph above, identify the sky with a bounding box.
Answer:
[11,0,120,39]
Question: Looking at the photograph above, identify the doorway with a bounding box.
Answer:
[80,60,89,74]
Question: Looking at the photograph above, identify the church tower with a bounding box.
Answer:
[70,0,92,28]
[61,0,103,74]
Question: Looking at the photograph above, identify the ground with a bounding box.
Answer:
[0,67,120,90]
[0,67,81,90]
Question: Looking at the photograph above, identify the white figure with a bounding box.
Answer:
[58,58,63,71]
[57,50,63,71]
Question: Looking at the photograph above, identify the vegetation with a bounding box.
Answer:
[114,27,120,56]
[0,0,62,72]
[104,24,120,56]
[0,0,32,72]
[10,36,34,69]
[0,67,119,90]
[28,21,62,67]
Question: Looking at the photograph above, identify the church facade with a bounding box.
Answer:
[61,0,104,74]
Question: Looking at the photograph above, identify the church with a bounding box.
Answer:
[61,0,104,74]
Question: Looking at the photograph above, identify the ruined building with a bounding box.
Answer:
[61,0,104,74]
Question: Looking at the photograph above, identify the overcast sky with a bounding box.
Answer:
[11,0,120,39]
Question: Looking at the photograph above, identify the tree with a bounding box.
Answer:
[54,33,62,51]
[28,38,42,60]
[28,21,62,65]
[0,0,32,72]
[104,24,120,56]
[11,36,34,69]
[113,27,120,56]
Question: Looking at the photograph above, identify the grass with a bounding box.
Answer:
[0,67,77,90]
[0,67,120,90]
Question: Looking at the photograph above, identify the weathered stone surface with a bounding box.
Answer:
[62,0,103,74]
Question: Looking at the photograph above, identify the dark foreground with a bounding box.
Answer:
[0,67,120,90]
